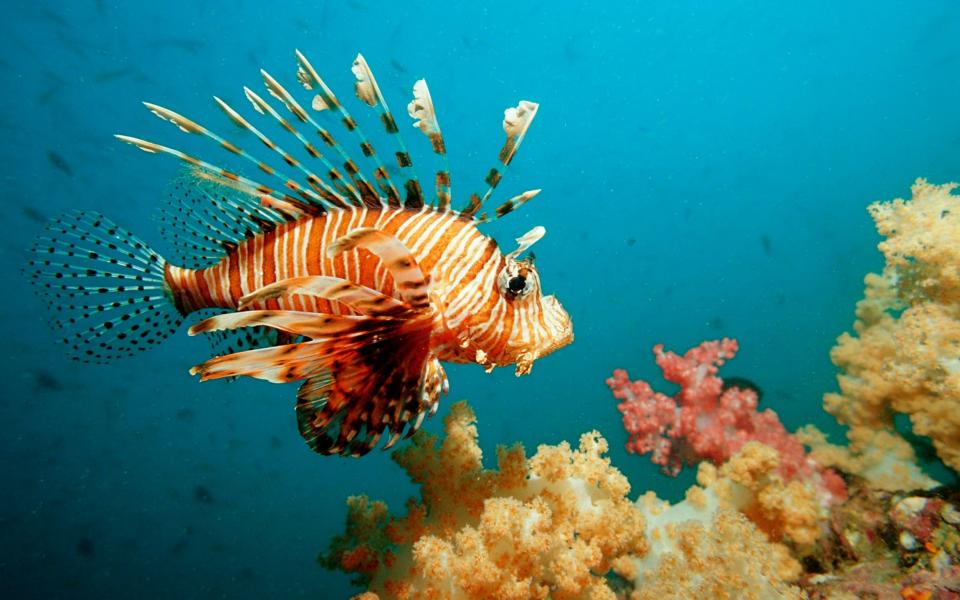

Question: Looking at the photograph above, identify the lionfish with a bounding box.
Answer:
[27,52,573,456]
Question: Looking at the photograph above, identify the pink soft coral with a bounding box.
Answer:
[607,339,846,504]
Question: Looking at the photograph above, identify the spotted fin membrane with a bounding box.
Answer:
[25,211,181,363]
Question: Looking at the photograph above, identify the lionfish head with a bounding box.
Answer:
[487,226,573,374]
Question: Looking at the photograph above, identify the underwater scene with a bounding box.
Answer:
[3,1,960,598]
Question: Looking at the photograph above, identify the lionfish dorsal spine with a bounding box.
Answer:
[350,53,409,209]
[212,94,349,208]
[116,51,543,227]
[407,78,452,211]
[140,101,335,211]
[113,134,315,213]
[258,70,383,208]
[461,100,540,220]
[240,85,360,207]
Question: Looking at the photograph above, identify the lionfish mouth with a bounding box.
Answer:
[538,294,574,356]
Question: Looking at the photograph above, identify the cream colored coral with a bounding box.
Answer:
[626,443,808,599]
[326,401,648,599]
[329,413,816,599]
[820,178,960,477]
[699,442,824,547]
[798,422,938,492]
[870,178,960,306]
[629,510,802,600]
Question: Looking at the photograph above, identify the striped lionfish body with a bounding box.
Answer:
[27,52,573,456]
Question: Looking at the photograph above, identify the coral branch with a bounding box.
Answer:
[321,401,648,599]
[809,179,960,486]
[608,339,846,506]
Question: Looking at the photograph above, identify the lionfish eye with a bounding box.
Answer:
[498,260,537,300]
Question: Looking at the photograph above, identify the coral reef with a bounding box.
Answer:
[321,401,648,599]
[799,478,960,598]
[695,441,824,547]
[627,443,808,598]
[322,179,960,599]
[805,179,960,488]
[322,403,808,599]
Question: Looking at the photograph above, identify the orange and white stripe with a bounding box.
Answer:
[161,204,569,368]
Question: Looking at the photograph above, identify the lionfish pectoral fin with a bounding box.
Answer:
[187,294,445,456]
[189,311,441,457]
[327,227,432,311]
[238,275,407,316]
[187,309,419,382]
[193,309,287,359]
[295,348,447,457]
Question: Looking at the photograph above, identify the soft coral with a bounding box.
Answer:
[607,338,846,503]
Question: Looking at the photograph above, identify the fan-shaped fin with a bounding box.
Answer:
[157,176,296,268]
[293,319,445,457]
[189,306,442,456]
[25,211,182,364]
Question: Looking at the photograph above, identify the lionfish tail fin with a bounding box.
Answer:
[25,211,183,364]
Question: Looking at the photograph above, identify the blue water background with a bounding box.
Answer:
[2,1,959,597]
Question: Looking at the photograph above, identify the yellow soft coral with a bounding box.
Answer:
[624,443,809,598]
[817,178,960,479]
[797,426,935,492]
[323,401,648,599]
[871,179,960,306]
[629,510,802,600]
[698,441,824,547]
